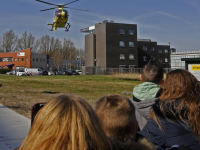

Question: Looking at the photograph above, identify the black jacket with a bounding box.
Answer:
[138,99,200,150]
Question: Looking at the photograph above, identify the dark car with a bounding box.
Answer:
[63,70,72,75]
[39,70,48,76]
[69,70,80,75]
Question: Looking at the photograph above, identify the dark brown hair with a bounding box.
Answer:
[151,69,200,137]
[95,94,137,141]
[142,60,163,84]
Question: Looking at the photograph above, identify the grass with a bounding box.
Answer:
[0,75,141,118]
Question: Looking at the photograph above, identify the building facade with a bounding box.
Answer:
[0,48,48,70]
[171,51,200,69]
[81,21,171,68]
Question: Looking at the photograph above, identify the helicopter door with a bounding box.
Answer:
[63,10,68,18]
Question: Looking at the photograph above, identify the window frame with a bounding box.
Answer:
[119,28,124,35]
[119,41,125,47]
[120,54,125,60]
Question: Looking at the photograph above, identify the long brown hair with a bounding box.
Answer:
[95,94,137,141]
[19,95,111,150]
[150,69,200,137]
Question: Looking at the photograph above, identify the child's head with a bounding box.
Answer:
[141,60,163,84]
[95,94,137,141]
[19,95,111,150]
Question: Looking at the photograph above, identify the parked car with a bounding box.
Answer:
[75,70,82,75]
[48,71,54,75]
[69,70,80,75]
[16,70,27,76]
[6,70,16,75]
[39,70,48,76]
[63,70,72,75]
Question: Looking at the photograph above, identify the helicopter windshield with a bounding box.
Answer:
[54,9,68,18]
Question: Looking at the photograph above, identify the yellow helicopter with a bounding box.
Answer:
[35,0,88,32]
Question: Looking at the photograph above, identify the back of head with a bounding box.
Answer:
[95,94,137,141]
[160,69,200,100]
[159,69,200,137]
[142,60,163,84]
[19,95,110,150]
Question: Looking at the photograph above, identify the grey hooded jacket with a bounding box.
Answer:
[131,82,161,130]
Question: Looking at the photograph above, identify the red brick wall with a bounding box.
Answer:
[0,48,31,69]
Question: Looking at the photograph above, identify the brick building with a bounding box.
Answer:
[0,48,47,70]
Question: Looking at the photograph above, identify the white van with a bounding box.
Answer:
[25,68,42,76]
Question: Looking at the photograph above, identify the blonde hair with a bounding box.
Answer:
[95,94,137,141]
[19,95,111,150]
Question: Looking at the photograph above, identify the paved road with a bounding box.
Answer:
[0,104,30,150]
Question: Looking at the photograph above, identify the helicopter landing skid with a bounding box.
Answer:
[49,23,55,31]
[65,23,71,32]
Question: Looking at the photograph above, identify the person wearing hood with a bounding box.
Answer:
[138,69,200,150]
[132,60,164,130]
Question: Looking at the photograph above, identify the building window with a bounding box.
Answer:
[26,58,28,61]
[8,57,13,62]
[151,47,154,51]
[33,58,35,61]
[0,57,2,62]
[165,58,168,62]
[36,58,38,62]
[18,58,20,61]
[143,56,147,61]
[158,49,162,53]
[22,58,24,61]
[129,42,134,47]
[159,58,162,62]
[3,58,8,62]
[15,58,17,61]
[40,58,42,62]
[129,29,134,35]
[43,58,45,62]
[119,28,124,34]
[165,49,168,53]
[120,54,125,60]
[119,41,125,47]
[129,54,134,60]
[119,65,126,68]
[143,46,147,51]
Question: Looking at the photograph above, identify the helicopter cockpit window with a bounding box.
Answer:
[54,10,62,18]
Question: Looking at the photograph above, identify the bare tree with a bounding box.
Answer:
[17,31,39,52]
[38,35,61,57]
[51,50,63,71]
[62,38,77,60]
[0,30,18,52]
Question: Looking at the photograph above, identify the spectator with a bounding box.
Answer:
[138,69,200,150]
[132,60,164,130]
[95,94,156,150]
[19,95,111,150]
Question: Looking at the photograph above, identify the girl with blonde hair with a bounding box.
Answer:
[19,95,111,150]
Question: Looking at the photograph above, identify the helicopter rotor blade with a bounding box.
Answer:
[63,7,89,12]
[35,0,58,6]
[63,0,79,6]
[40,7,58,12]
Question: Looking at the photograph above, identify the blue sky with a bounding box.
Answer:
[1,0,200,51]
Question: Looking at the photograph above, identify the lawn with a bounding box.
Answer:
[0,75,141,118]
